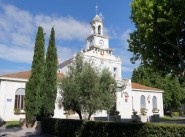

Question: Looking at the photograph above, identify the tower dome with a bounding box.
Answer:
[92,14,102,22]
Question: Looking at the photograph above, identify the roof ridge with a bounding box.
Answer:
[0,70,31,77]
[132,82,161,91]
[0,70,63,79]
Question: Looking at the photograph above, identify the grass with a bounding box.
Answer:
[160,116,185,121]
[5,121,19,128]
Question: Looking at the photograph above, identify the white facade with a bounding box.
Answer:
[0,13,164,121]
[0,75,164,121]
[0,77,27,121]
[116,79,164,119]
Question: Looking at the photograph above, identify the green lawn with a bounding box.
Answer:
[160,116,185,121]
[5,121,19,128]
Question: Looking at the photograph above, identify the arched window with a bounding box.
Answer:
[98,25,101,35]
[14,88,25,110]
[152,96,157,109]
[140,95,146,109]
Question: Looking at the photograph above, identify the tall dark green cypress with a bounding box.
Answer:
[42,27,58,117]
[25,26,45,124]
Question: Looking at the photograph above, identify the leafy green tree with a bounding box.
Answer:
[25,26,45,124]
[132,66,185,112]
[42,27,58,117]
[59,54,116,120]
[99,69,117,116]
[129,0,185,80]
[132,66,161,86]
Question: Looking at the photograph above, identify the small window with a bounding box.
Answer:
[113,67,117,72]
[140,95,146,109]
[98,25,101,34]
[152,96,157,109]
[14,88,25,110]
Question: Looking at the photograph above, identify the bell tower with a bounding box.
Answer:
[82,5,122,80]
[86,6,109,50]
[90,14,103,35]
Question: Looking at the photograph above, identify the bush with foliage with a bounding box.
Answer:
[42,118,185,137]
[172,112,179,117]
[42,118,83,137]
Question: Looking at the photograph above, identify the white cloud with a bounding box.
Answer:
[35,15,91,41]
[121,52,140,78]
[113,29,140,78]
[0,44,33,63]
[0,3,92,64]
[121,29,132,49]
[57,47,77,63]
[0,3,138,78]
[122,66,135,72]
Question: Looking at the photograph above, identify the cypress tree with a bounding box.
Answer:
[42,27,58,117]
[25,26,45,124]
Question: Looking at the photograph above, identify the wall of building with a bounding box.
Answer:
[53,91,66,119]
[0,79,26,121]
[131,90,164,117]
[0,79,67,121]
[116,79,133,119]
[116,79,164,119]
[0,77,164,121]
[83,50,122,79]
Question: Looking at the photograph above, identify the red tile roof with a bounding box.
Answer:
[0,71,161,91]
[132,82,161,91]
[0,71,64,79]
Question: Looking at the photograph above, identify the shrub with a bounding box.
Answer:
[42,117,83,137]
[172,112,179,117]
[42,118,185,137]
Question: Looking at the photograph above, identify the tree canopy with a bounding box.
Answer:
[42,27,58,117]
[25,26,45,124]
[59,54,116,120]
[132,66,185,112]
[129,0,185,80]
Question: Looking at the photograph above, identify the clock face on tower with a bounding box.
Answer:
[99,40,104,46]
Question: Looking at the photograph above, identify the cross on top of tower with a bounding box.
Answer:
[95,3,98,15]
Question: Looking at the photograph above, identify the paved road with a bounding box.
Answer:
[0,126,54,137]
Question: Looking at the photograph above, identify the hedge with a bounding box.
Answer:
[41,118,83,137]
[172,112,180,117]
[41,117,185,137]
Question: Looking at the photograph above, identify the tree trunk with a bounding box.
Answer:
[88,113,92,120]
[76,110,82,120]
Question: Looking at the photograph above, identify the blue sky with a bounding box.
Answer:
[0,0,139,78]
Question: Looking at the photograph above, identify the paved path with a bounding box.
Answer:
[0,126,54,137]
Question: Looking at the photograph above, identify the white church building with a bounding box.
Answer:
[0,13,164,122]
